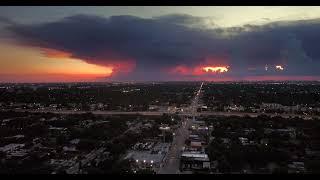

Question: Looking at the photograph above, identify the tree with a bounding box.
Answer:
[272,166,288,174]
[76,139,96,151]
[136,169,155,174]
[218,158,231,173]
[109,159,133,174]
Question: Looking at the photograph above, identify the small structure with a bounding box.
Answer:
[288,162,305,173]
[70,139,80,145]
[239,137,249,146]
[0,143,28,159]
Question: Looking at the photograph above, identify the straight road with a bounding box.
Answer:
[158,82,203,174]
[5,109,318,119]
[158,116,191,174]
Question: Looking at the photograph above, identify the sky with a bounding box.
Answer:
[1,6,320,82]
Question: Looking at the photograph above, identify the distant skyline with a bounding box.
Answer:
[1,6,320,82]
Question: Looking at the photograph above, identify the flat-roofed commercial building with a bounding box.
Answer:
[180,151,210,171]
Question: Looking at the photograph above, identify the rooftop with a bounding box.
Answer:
[181,151,209,159]
[125,151,165,164]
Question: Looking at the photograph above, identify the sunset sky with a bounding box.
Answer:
[1,6,320,82]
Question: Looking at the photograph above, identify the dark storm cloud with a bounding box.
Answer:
[3,14,320,80]
[153,14,216,28]
[0,16,16,25]
[4,14,228,77]
[228,20,320,77]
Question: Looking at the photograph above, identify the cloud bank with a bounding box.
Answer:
[2,14,320,81]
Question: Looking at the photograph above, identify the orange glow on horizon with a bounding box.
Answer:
[43,57,114,76]
[0,44,115,81]
[202,66,229,73]
[276,65,284,71]
[169,65,190,75]
[168,64,230,76]
[41,48,73,59]
[0,73,111,83]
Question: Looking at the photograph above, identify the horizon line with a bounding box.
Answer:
[1,79,320,84]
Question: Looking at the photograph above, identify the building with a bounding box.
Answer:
[180,151,210,171]
[288,162,305,173]
[224,105,245,112]
[0,143,28,159]
[124,143,170,171]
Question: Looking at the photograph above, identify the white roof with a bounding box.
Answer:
[4,135,25,139]
[125,151,165,163]
[49,127,64,130]
[181,152,208,159]
[63,146,77,152]
[70,139,80,144]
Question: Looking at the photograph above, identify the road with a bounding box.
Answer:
[157,116,192,174]
[158,82,204,174]
[4,109,319,120]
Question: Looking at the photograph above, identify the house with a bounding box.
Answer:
[288,162,305,173]
[224,105,245,112]
[144,123,153,128]
[260,138,269,146]
[0,143,25,153]
[63,146,78,154]
[239,137,249,146]
[70,139,80,145]
[221,138,231,145]
[0,143,28,159]
[149,105,160,111]
[261,103,283,110]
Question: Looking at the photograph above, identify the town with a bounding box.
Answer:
[1,81,320,174]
